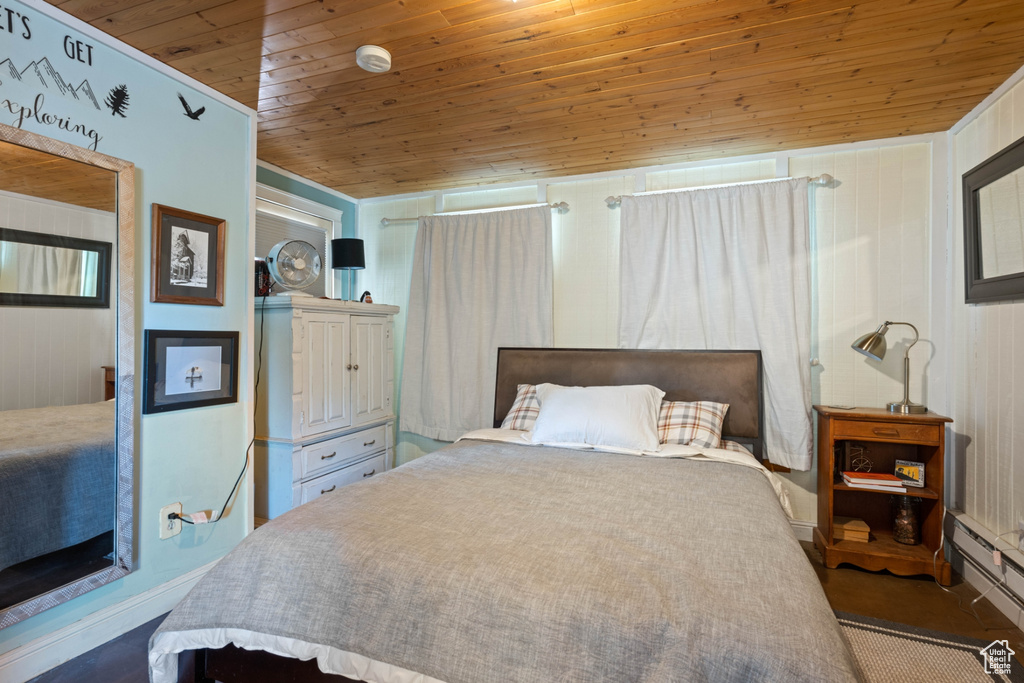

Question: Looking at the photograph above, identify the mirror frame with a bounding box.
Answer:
[0,123,135,629]
[963,132,1024,304]
[0,227,113,308]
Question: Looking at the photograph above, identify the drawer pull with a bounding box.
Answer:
[363,469,376,478]
[321,485,337,494]
[346,364,352,370]
[872,428,900,438]
[363,439,376,447]
[353,364,359,370]
[321,452,337,460]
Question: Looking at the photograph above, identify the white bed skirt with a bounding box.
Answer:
[148,628,445,683]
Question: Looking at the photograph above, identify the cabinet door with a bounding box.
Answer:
[303,312,351,436]
[351,315,390,425]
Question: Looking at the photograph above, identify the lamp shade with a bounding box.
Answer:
[851,324,888,361]
[332,238,365,270]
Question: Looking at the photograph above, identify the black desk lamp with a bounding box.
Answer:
[331,238,365,301]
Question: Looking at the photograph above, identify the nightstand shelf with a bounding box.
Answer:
[814,406,952,585]
[832,483,939,500]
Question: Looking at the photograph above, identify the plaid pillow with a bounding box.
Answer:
[719,440,752,456]
[658,400,729,448]
[500,384,539,431]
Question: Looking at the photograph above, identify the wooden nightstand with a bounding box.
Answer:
[813,406,953,585]
[101,365,116,401]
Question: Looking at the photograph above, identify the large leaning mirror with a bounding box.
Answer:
[0,123,134,629]
[964,133,1024,303]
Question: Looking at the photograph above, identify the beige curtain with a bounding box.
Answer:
[0,241,96,296]
[400,206,554,442]
[618,179,813,470]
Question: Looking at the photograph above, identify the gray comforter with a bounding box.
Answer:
[0,401,115,571]
[152,439,860,682]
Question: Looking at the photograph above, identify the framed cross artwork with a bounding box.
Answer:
[143,329,239,414]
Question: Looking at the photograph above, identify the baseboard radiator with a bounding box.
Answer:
[947,510,1024,628]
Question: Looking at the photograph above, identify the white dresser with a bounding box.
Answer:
[253,297,398,520]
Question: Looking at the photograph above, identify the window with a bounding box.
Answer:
[255,185,341,298]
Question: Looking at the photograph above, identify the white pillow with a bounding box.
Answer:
[530,383,665,453]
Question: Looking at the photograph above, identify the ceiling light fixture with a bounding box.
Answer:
[355,45,391,73]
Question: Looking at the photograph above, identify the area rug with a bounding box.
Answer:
[836,611,1023,682]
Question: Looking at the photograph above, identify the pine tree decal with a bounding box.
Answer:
[105,85,130,118]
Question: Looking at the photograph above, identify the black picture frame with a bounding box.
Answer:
[144,330,238,414]
[151,204,225,306]
[963,133,1024,304]
[0,227,112,308]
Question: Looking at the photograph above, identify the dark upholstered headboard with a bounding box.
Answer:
[492,348,764,460]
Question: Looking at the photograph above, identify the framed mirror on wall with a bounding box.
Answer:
[963,133,1024,304]
[0,122,135,630]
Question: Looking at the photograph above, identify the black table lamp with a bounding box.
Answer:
[332,238,365,301]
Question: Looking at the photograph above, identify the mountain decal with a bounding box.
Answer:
[0,55,101,110]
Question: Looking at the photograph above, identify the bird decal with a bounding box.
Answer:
[177,93,206,121]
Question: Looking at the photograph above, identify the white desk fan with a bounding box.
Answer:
[266,240,322,296]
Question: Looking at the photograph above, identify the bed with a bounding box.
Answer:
[0,401,116,572]
[149,349,860,683]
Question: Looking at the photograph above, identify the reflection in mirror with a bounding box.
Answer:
[964,133,1024,304]
[977,167,1024,279]
[0,227,112,306]
[0,125,134,629]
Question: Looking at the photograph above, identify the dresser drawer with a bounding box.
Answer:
[832,420,940,444]
[299,452,384,506]
[300,425,387,479]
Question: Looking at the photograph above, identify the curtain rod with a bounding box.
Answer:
[380,201,569,226]
[604,174,836,208]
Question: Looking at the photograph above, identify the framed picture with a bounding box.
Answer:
[144,330,239,414]
[151,204,225,305]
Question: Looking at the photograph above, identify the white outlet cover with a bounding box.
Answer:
[160,502,182,540]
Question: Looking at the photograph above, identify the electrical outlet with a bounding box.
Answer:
[160,503,182,540]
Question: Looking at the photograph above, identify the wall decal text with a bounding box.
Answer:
[62,35,93,67]
[0,5,30,40]
[0,92,101,149]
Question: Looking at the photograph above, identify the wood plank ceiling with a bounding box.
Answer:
[46,0,1024,199]
[0,140,116,212]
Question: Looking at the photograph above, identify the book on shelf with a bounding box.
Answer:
[841,471,904,486]
[894,459,925,488]
[833,516,870,542]
[841,479,907,493]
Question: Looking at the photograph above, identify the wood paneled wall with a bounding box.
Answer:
[788,144,934,521]
[952,80,1024,539]
[646,160,778,192]
[0,191,116,411]
[361,141,938,519]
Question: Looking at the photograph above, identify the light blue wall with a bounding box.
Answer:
[256,166,356,238]
[0,2,254,654]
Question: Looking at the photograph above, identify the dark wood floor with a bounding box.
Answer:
[802,541,1024,665]
[0,533,114,611]
[26,542,1024,682]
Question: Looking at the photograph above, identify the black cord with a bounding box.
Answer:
[184,287,270,526]
[171,287,271,528]
[211,288,271,522]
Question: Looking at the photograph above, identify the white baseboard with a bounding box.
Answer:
[947,511,1024,631]
[790,519,815,542]
[954,554,1024,631]
[0,560,216,683]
